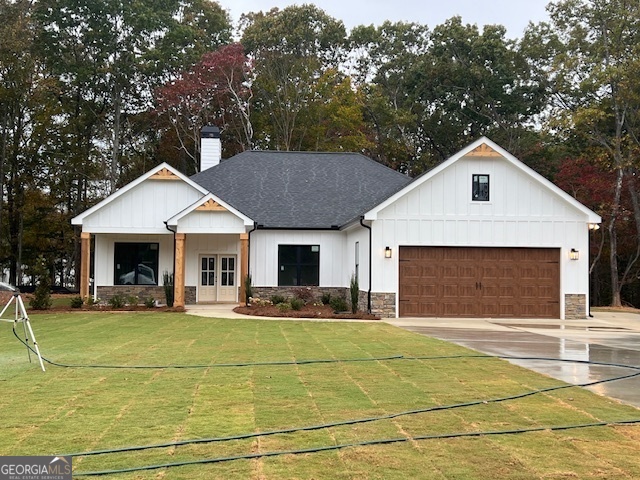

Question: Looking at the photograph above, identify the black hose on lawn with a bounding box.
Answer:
[9,327,640,477]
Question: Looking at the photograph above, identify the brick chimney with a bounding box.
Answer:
[200,126,221,172]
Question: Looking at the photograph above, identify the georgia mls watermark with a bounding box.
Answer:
[0,456,72,480]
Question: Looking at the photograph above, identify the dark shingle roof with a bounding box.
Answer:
[190,151,411,229]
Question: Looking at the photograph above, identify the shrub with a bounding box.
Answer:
[244,274,253,306]
[109,295,125,309]
[144,297,156,308]
[292,287,314,304]
[163,271,174,307]
[350,273,359,314]
[126,295,139,306]
[30,256,52,310]
[270,294,286,305]
[249,297,272,307]
[277,302,291,312]
[329,296,348,312]
[290,298,304,311]
[86,296,99,307]
[70,296,84,309]
[320,292,332,305]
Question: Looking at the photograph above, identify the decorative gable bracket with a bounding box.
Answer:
[151,167,180,180]
[467,143,501,157]
[196,199,227,212]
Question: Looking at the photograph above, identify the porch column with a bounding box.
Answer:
[240,233,249,304]
[174,233,186,307]
[80,232,91,300]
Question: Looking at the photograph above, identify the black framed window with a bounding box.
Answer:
[114,243,159,285]
[278,245,320,286]
[472,174,490,201]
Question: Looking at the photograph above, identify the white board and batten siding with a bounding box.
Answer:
[250,230,348,287]
[81,179,205,234]
[345,225,371,291]
[176,211,247,234]
[370,154,593,316]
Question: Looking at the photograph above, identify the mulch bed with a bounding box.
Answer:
[234,304,380,320]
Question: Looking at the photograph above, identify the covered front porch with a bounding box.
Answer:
[78,192,254,307]
[78,231,250,308]
[173,232,249,307]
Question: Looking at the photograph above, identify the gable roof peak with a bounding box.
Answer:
[72,162,208,225]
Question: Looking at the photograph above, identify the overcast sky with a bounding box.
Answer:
[222,0,551,39]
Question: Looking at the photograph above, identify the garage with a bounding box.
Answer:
[399,247,560,318]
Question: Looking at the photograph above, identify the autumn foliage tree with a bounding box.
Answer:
[155,43,254,173]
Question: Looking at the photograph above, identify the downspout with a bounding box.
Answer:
[247,222,258,277]
[164,221,176,300]
[360,216,372,313]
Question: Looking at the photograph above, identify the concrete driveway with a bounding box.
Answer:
[385,311,640,408]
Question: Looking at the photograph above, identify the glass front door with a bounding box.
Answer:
[199,256,217,302]
[218,256,236,302]
[198,255,237,302]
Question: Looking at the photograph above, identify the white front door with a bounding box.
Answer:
[218,256,237,302]
[198,254,237,303]
[199,255,217,302]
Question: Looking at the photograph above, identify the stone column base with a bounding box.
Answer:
[565,294,587,319]
[370,292,396,318]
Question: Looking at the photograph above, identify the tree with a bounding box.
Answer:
[0,0,58,285]
[404,17,548,173]
[531,0,640,306]
[155,43,254,172]
[34,0,232,192]
[240,5,347,151]
[296,69,372,152]
[349,21,430,171]
[32,0,232,288]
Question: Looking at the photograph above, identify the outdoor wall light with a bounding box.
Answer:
[385,246,392,258]
[569,248,580,260]
[588,223,600,231]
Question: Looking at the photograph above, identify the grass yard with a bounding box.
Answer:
[0,312,639,479]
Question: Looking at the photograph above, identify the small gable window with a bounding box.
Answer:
[278,245,320,286]
[472,174,490,202]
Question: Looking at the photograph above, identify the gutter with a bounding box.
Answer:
[255,225,341,231]
[359,216,372,313]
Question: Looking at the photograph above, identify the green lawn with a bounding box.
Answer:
[0,312,639,479]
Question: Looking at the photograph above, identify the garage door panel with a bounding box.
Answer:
[443,301,476,316]
[537,286,556,300]
[481,302,502,317]
[481,284,501,298]
[499,285,517,298]
[499,266,517,280]
[442,283,476,299]
[497,301,519,317]
[458,265,476,279]
[399,247,560,318]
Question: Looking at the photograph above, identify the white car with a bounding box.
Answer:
[119,264,156,285]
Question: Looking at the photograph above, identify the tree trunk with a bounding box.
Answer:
[110,86,122,193]
[608,167,624,307]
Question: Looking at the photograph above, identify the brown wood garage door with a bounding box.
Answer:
[399,247,560,318]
